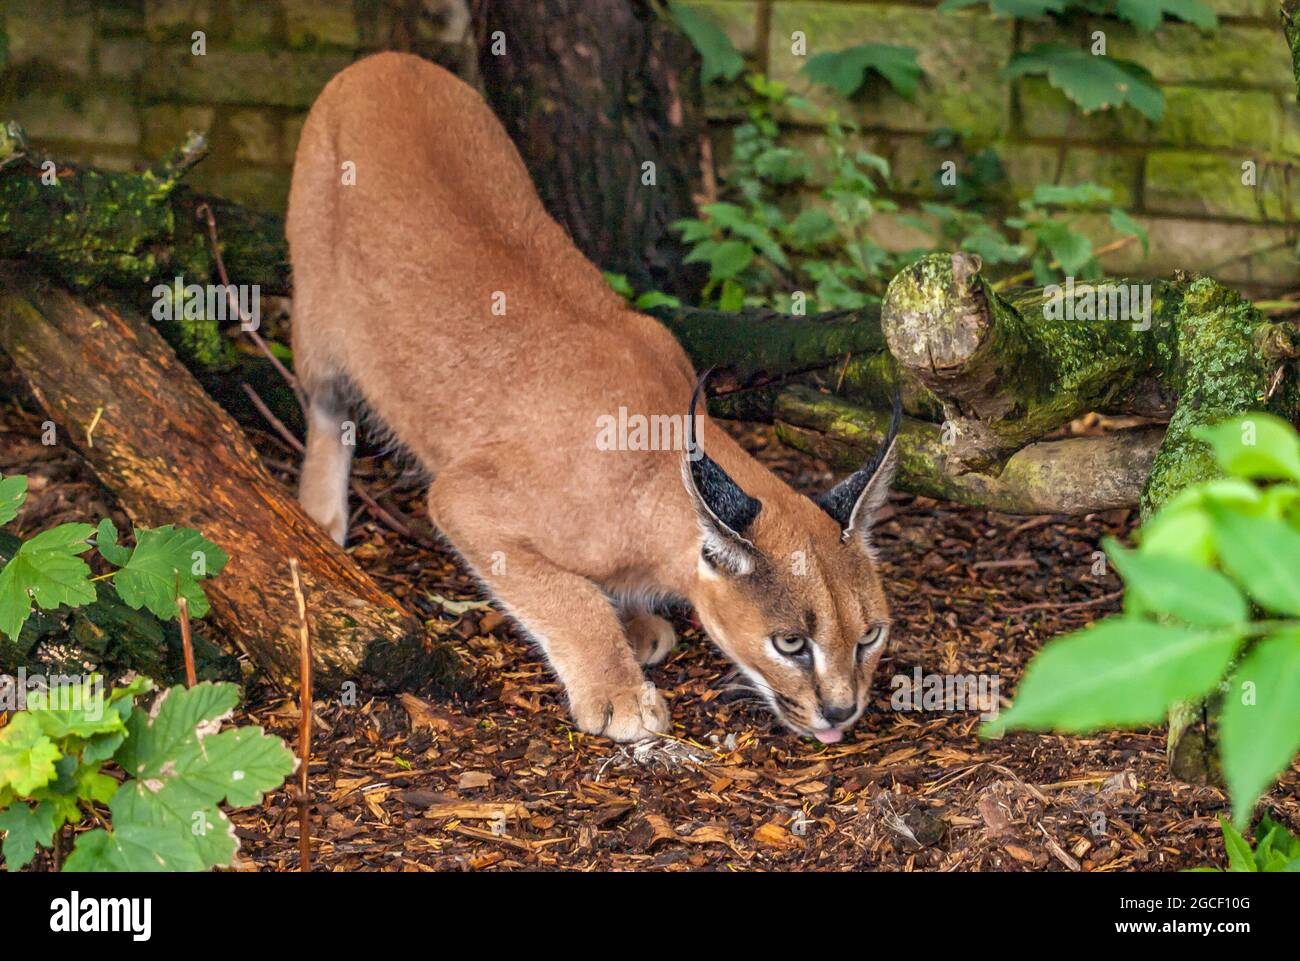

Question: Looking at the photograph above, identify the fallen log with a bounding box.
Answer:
[879,253,1300,515]
[0,266,460,692]
[775,387,1164,515]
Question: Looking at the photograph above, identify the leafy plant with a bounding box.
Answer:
[802,42,924,99]
[0,473,227,641]
[1196,814,1300,872]
[0,676,294,870]
[987,413,1300,828]
[939,0,1218,120]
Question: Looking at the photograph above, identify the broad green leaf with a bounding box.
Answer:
[939,0,1067,15]
[0,799,56,869]
[1032,219,1093,275]
[0,475,26,527]
[1109,207,1149,256]
[98,522,229,620]
[786,208,837,248]
[669,5,744,85]
[108,784,237,870]
[63,822,209,872]
[703,240,754,282]
[802,43,923,99]
[1115,0,1217,32]
[1004,46,1164,122]
[0,522,96,641]
[1105,538,1246,627]
[25,677,125,740]
[0,712,61,796]
[1209,508,1300,616]
[1220,816,1257,872]
[1220,630,1300,827]
[634,291,682,310]
[116,683,293,809]
[1138,499,1214,565]
[985,618,1239,735]
[1196,414,1300,484]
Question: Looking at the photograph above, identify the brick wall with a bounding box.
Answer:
[0,0,472,210]
[2,0,1297,289]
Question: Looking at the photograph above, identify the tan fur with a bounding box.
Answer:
[287,53,894,742]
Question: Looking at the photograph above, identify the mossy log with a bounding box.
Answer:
[776,387,1164,515]
[0,266,461,693]
[879,253,1300,516]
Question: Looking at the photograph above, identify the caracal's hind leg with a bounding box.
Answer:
[298,377,354,546]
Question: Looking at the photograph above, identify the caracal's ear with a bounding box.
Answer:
[682,369,763,576]
[814,387,901,548]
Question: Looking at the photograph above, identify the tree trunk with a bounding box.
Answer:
[475,0,707,298]
[0,267,460,692]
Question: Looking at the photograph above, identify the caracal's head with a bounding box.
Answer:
[683,378,899,744]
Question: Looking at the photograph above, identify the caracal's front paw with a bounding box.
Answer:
[624,613,676,666]
[571,680,671,742]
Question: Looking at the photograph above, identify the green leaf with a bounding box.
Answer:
[703,239,754,282]
[63,822,210,872]
[939,0,1068,15]
[116,683,294,809]
[1196,414,1300,484]
[25,677,127,740]
[1114,0,1217,32]
[100,523,228,620]
[1209,508,1300,616]
[0,522,96,641]
[0,799,56,869]
[1105,539,1247,627]
[0,475,26,527]
[1004,45,1164,122]
[985,618,1240,735]
[802,43,923,99]
[1109,207,1149,256]
[669,5,744,84]
[634,291,682,310]
[1220,816,1257,872]
[0,712,61,796]
[786,208,837,248]
[65,683,294,872]
[1220,630,1300,828]
[1032,219,1093,275]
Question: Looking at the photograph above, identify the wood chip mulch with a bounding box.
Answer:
[2,368,1296,872]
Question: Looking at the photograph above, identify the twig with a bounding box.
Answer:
[194,202,308,412]
[175,573,197,688]
[993,235,1138,292]
[1004,589,1123,614]
[290,558,312,873]
[239,382,435,549]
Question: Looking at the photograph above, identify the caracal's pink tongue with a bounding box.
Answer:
[814,728,843,744]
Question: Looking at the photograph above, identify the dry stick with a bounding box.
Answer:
[1004,589,1123,615]
[290,558,312,872]
[992,234,1138,292]
[194,202,308,413]
[240,382,436,549]
[175,573,197,688]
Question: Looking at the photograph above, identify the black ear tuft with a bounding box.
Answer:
[683,370,763,572]
[815,386,901,534]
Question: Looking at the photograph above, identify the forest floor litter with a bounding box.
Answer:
[2,368,1295,872]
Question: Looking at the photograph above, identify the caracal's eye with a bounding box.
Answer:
[772,634,809,658]
[858,624,888,657]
